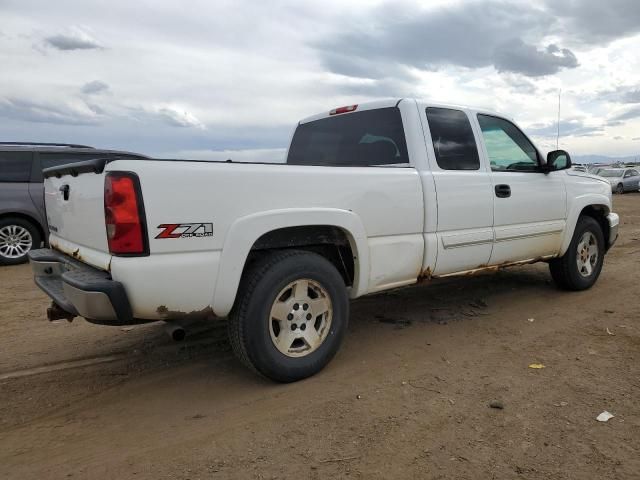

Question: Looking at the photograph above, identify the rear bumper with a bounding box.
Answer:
[29,248,135,325]
[607,212,619,250]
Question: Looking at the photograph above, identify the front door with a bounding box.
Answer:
[475,114,567,265]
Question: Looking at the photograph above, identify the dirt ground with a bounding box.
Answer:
[1,195,639,480]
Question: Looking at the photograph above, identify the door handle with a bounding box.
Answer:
[495,184,511,198]
[59,184,70,201]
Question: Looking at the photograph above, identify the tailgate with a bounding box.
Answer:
[44,161,112,271]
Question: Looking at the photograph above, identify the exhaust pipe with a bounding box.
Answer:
[165,323,186,342]
[47,302,76,322]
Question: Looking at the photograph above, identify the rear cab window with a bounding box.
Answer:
[0,152,34,182]
[287,107,409,166]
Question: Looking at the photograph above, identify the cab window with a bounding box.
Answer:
[425,107,480,170]
[477,115,539,172]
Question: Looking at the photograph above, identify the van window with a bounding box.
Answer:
[287,107,409,166]
[0,152,33,182]
[425,108,480,170]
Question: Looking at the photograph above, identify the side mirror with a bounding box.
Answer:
[545,150,572,172]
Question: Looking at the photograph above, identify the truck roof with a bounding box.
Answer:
[299,98,510,125]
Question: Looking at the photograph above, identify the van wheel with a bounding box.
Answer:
[0,217,41,266]
[228,250,349,382]
[549,216,604,291]
[616,183,624,194]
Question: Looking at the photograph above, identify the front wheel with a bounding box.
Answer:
[616,183,624,194]
[228,250,349,382]
[549,216,605,291]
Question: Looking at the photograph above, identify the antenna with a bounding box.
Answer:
[556,89,561,151]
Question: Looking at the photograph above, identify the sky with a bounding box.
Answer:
[1,0,640,161]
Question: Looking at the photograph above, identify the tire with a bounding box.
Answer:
[549,216,605,291]
[616,183,624,194]
[228,250,349,382]
[0,217,41,266]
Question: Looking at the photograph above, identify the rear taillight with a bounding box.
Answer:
[104,172,148,256]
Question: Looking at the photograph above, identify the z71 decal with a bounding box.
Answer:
[155,223,213,239]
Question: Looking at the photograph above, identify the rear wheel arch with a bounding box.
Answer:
[211,209,370,317]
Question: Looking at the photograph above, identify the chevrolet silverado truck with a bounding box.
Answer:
[29,99,619,382]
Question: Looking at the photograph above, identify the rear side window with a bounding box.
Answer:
[0,152,33,182]
[425,108,480,170]
[287,107,409,166]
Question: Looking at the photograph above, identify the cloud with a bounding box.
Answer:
[598,85,640,104]
[632,137,640,141]
[613,136,624,140]
[0,97,101,125]
[494,40,578,76]
[44,28,103,51]
[546,0,640,45]
[157,107,205,129]
[526,119,603,137]
[81,80,109,95]
[610,106,640,122]
[315,1,578,78]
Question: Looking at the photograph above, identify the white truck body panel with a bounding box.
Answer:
[41,98,616,321]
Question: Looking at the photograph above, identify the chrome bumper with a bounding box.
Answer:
[28,248,134,325]
[607,213,619,250]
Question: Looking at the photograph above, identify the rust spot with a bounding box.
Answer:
[417,266,433,283]
[155,305,214,321]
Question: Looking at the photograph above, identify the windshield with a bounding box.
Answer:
[599,169,624,177]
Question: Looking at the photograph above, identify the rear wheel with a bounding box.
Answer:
[549,216,604,291]
[616,183,624,194]
[228,250,349,382]
[0,217,41,266]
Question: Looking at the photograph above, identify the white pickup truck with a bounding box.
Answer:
[30,99,619,382]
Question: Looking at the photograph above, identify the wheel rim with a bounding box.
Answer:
[617,185,623,193]
[576,231,598,278]
[269,278,333,358]
[0,225,33,259]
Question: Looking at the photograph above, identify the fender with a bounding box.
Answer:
[559,193,611,256]
[211,208,370,317]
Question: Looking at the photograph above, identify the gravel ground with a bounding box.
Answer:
[1,194,639,480]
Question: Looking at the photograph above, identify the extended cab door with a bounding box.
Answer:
[474,114,566,265]
[421,107,494,275]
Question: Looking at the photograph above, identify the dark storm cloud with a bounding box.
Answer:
[526,119,603,137]
[0,97,100,125]
[44,32,103,51]
[546,0,640,45]
[81,80,109,95]
[315,1,579,78]
[494,40,578,77]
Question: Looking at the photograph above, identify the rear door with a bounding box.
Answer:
[475,114,566,265]
[421,107,494,275]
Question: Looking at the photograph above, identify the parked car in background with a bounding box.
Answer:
[0,142,147,265]
[597,168,640,194]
